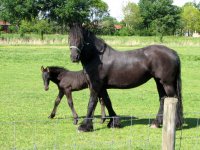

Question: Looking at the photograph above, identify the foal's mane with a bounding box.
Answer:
[47,66,69,73]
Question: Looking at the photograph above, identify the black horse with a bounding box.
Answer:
[41,66,106,124]
[68,23,183,132]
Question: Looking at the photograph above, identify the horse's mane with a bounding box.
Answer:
[69,24,107,52]
[69,23,84,46]
[47,66,69,73]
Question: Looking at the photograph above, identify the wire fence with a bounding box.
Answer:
[0,112,199,150]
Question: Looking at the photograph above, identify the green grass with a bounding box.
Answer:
[0,36,200,149]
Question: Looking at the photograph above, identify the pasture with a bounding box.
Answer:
[0,35,200,149]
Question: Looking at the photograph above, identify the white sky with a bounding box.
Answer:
[102,0,200,21]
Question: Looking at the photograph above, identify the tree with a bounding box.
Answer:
[34,19,52,40]
[19,20,34,37]
[1,0,109,34]
[181,3,200,35]
[38,0,108,25]
[122,2,143,29]
[99,16,117,35]
[0,0,39,25]
[139,0,181,40]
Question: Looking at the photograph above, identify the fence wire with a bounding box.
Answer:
[0,112,199,150]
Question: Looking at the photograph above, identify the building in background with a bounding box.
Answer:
[0,21,11,33]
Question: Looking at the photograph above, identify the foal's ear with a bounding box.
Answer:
[47,67,50,72]
[41,66,44,72]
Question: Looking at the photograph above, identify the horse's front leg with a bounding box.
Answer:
[78,90,98,132]
[99,88,120,128]
[65,88,78,125]
[49,90,64,118]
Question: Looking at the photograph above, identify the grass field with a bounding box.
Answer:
[0,35,200,149]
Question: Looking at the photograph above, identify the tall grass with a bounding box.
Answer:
[1,33,200,47]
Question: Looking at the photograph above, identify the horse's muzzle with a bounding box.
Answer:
[70,54,80,63]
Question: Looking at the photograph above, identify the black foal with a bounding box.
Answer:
[41,66,106,124]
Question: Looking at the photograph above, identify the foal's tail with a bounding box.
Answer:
[176,58,184,126]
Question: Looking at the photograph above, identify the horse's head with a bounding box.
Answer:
[68,23,84,62]
[68,23,106,64]
[41,66,50,91]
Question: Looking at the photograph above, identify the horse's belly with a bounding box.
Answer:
[106,70,151,89]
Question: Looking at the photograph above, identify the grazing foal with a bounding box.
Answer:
[41,66,106,124]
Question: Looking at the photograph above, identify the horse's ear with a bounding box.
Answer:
[41,66,44,72]
[47,67,50,72]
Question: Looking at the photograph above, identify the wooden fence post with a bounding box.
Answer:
[162,97,178,150]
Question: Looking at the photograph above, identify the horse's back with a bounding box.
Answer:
[103,45,180,88]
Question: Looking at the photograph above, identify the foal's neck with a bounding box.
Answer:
[49,71,62,84]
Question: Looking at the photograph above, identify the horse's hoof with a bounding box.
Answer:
[151,119,161,128]
[48,114,55,119]
[73,119,78,125]
[78,124,93,132]
[107,117,121,128]
[150,124,159,128]
[175,120,183,129]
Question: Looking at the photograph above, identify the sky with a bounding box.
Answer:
[102,0,200,21]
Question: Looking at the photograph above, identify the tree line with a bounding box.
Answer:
[0,0,200,39]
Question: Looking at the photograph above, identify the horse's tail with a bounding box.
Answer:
[176,57,184,126]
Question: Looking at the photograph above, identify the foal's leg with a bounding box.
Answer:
[65,88,78,125]
[99,89,120,128]
[151,78,166,128]
[49,90,64,118]
[99,98,106,124]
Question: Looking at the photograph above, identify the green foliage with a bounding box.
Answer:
[98,16,116,35]
[138,0,181,41]
[181,4,200,34]
[115,27,135,36]
[34,19,52,40]
[123,2,143,30]
[1,0,200,37]
[19,19,52,39]
[19,20,34,37]
[38,0,108,25]
[1,0,109,34]
[0,0,39,24]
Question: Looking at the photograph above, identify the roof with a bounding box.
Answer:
[0,20,11,25]
[114,25,122,29]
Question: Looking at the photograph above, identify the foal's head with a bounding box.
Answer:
[41,66,50,91]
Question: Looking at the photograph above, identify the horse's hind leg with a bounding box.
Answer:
[151,78,166,128]
[99,98,106,124]
[65,89,78,125]
[49,90,64,118]
[99,88,120,128]
[163,83,183,128]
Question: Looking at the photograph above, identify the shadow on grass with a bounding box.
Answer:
[53,115,199,130]
[182,118,199,129]
[120,117,199,130]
